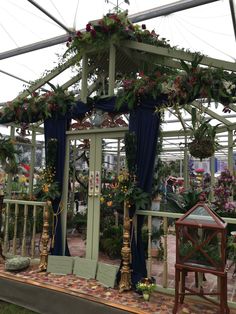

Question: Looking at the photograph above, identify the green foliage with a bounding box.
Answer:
[0,135,19,174]
[227,236,236,262]
[188,109,220,160]
[0,301,37,314]
[115,54,236,112]
[124,132,137,175]
[46,138,58,168]
[179,239,221,265]
[65,11,171,58]
[71,212,87,234]
[33,167,60,201]
[162,188,204,214]
[0,86,75,124]
[100,225,123,258]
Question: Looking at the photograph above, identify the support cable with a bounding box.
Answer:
[175,16,236,61]
[49,0,67,25]
[27,0,73,34]
[229,0,236,41]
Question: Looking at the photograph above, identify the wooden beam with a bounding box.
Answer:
[108,44,116,96]
[122,41,236,72]
[191,101,233,126]
[11,55,79,101]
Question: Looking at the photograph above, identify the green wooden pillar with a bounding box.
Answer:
[108,43,116,96]
[81,53,88,103]
[228,129,234,174]
[184,136,189,189]
[29,128,36,196]
[209,155,215,201]
[61,134,71,255]
[6,126,15,197]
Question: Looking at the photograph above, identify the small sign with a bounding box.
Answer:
[73,258,97,279]
[96,262,119,288]
[47,256,74,275]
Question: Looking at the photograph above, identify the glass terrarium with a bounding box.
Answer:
[176,202,227,272]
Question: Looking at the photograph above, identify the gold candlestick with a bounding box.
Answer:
[119,201,132,292]
[39,201,50,271]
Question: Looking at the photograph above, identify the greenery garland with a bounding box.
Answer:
[0,86,75,124]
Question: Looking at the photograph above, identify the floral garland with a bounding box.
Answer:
[0,86,75,124]
[65,11,171,57]
[116,56,236,112]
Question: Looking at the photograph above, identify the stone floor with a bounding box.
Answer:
[66,232,236,313]
[0,263,234,314]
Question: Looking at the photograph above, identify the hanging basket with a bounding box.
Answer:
[188,138,215,160]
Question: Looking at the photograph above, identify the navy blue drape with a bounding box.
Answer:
[129,98,161,285]
[43,96,163,268]
[44,116,70,255]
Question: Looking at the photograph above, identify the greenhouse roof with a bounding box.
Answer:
[0,0,235,160]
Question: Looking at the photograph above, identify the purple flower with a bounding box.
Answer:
[141,24,146,30]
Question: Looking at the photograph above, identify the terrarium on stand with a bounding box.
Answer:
[173,202,229,314]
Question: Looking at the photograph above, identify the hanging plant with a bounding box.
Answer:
[188,108,220,160]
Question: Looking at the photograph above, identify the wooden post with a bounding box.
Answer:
[163,216,168,288]
[21,204,28,256]
[210,155,215,201]
[0,195,5,261]
[81,53,88,103]
[228,129,234,173]
[184,136,189,190]
[12,203,19,255]
[147,214,152,278]
[39,202,50,271]
[108,43,116,96]
[29,128,36,196]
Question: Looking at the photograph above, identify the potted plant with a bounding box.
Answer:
[188,109,220,160]
[136,277,157,301]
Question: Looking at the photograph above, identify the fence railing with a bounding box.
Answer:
[2,199,48,259]
[135,209,236,308]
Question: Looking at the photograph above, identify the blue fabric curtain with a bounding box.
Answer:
[43,96,163,268]
[128,97,161,285]
[44,116,70,255]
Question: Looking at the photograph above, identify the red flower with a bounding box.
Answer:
[76,31,82,38]
[86,23,92,32]
[67,36,72,42]
[90,29,96,38]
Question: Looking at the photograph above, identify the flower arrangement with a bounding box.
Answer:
[100,168,150,211]
[136,277,156,294]
[33,166,60,201]
[65,11,171,57]
[0,85,75,124]
[33,138,60,201]
[212,169,236,217]
[116,55,236,112]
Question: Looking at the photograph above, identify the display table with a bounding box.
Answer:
[173,263,229,314]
